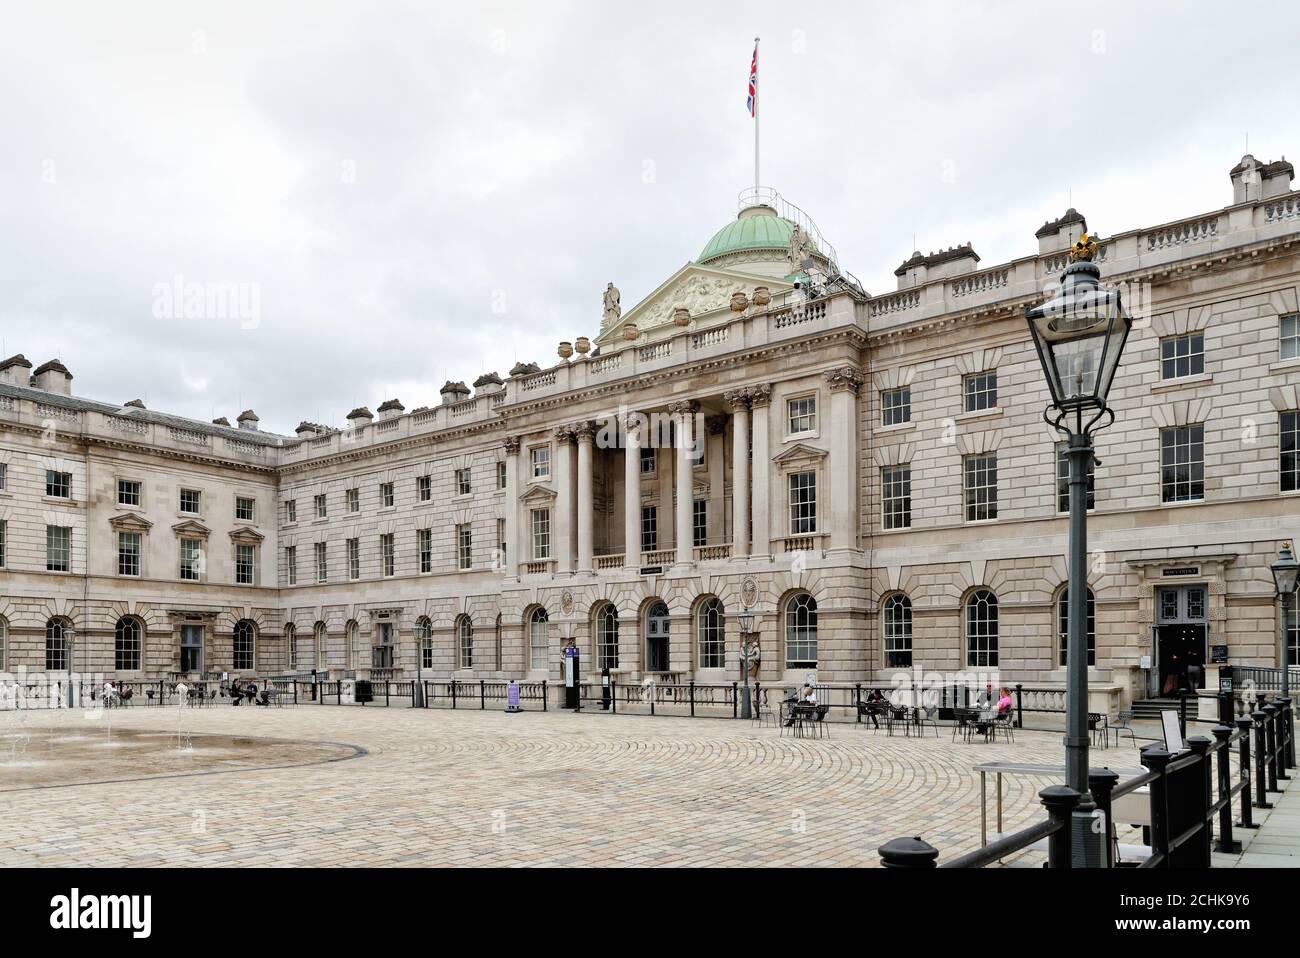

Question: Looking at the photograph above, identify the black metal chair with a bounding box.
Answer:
[1112,709,1137,747]
[992,708,1015,743]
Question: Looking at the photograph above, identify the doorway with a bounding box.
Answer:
[1155,585,1207,695]
[645,602,670,672]
[180,625,204,674]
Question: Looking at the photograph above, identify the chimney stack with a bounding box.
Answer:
[236,409,259,431]
[32,359,73,395]
[0,354,33,386]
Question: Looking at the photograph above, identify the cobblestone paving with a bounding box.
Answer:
[0,705,1147,867]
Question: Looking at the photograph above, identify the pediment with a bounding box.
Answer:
[108,512,153,532]
[520,483,557,503]
[595,263,793,349]
[171,519,212,539]
[772,442,828,463]
[229,525,265,544]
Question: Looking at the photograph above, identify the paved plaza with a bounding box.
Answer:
[1,703,1158,867]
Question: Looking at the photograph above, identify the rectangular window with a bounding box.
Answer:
[964,453,998,522]
[419,528,433,573]
[531,446,550,480]
[418,475,432,501]
[180,539,201,580]
[46,470,71,499]
[1160,333,1205,380]
[0,462,6,491]
[455,468,471,496]
[46,525,71,572]
[0,519,6,568]
[1282,314,1300,361]
[286,545,297,585]
[881,465,911,530]
[373,623,394,670]
[640,505,658,553]
[497,461,507,489]
[693,499,707,548]
[117,479,141,507]
[1283,411,1299,493]
[497,519,506,567]
[235,496,255,522]
[315,493,328,518]
[531,508,551,560]
[881,387,911,427]
[180,488,201,514]
[286,499,296,523]
[1056,444,1096,512]
[345,488,359,513]
[381,533,395,576]
[787,395,817,435]
[789,471,817,535]
[235,543,255,584]
[380,482,394,508]
[640,445,656,474]
[347,538,360,580]
[117,531,140,576]
[457,524,473,570]
[315,541,328,583]
[1161,424,1205,502]
[963,372,998,413]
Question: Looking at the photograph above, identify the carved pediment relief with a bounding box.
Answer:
[171,519,211,539]
[109,512,153,533]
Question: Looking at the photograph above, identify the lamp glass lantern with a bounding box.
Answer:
[1273,542,1299,597]
[1025,254,1131,413]
[739,610,755,634]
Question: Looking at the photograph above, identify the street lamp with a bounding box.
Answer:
[738,609,756,720]
[1027,232,1132,867]
[1271,541,1298,765]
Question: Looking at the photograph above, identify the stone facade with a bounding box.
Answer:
[2,155,1299,709]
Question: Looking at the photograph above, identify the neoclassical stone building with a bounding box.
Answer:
[2,156,1299,709]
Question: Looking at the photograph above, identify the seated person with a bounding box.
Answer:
[799,683,817,705]
[861,688,886,728]
[996,688,1013,716]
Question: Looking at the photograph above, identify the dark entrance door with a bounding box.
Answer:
[645,602,670,673]
[1155,586,1207,695]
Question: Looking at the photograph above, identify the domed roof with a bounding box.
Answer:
[697,204,816,264]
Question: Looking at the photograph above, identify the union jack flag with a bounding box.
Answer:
[747,42,757,116]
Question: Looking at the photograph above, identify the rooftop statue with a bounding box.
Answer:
[602,282,621,327]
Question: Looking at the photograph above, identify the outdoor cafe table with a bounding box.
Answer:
[779,701,819,736]
[972,761,1144,848]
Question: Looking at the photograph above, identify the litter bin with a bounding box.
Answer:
[355,680,373,704]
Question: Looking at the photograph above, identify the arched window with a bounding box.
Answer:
[346,620,359,671]
[784,593,818,668]
[46,618,70,671]
[314,622,328,671]
[645,601,670,672]
[883,594,912,668]
[115,617,142,671]
[966,590,999,667]
[457,615,473,670]
[697,597,725,669]
[528,608,549,670]
[416,617,433,671]
[0,616,7,672]
[494,614,503,671]
[595,603,619,670]
[285,623,297,670]
[233,620,256,672]
[1057,587,1096,667]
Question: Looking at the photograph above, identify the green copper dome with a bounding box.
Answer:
[697,206,815,264]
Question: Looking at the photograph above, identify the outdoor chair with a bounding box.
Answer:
[913,705,939,738]
[1088,712,1108,749]
[886,705,910,737]
[811,704,831,739]
[992,709,1015,743]
[1113,710,1137,748]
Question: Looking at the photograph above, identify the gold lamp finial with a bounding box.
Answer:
[1069,232,1098,263]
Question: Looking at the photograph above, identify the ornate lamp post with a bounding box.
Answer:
[1271,541,1299,765]
[1026,233,1132,866]
[738,609,756,720]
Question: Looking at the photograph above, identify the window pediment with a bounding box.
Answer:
[772,442,828,464]
[520,483,557,504]
[109,512,153,533]
[171,519,211,540]
[229,525,265,544]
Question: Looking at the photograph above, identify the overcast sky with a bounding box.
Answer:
[3,1,1298,433]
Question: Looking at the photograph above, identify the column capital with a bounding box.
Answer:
[503,436,521,455]
[667,399,700,417]
[746,383,773,408]
[824,365,864,394]
[624,412,643,433]
[705,414,728,436]
[553,424,577,442]
[574,420,597,442]
[724,389,750,411]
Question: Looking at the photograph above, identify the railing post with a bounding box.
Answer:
[611,679,616,714]
[1141,745,1173,867]
[1186,736,1214,867]
[877,836,939,869]
[689,681,695,718]
[1211,725,1241,853]
[542,680,548,711]
[1251,711,1273,809]
[732,681,738,719]
[1263,704,1280,792]
[481,679,486,710]
[1282,695,1297,769]
[1039,785,1081,868]
[1234,716,1257,829]
[1178,689,1189,740]
[337,681,342,705]
[1014,684,1024,729]
[1276,698,1293,778]
[293,681,298,706]
[1088,769,1120,869]
[450,678,457,710]
[855,683,863,723]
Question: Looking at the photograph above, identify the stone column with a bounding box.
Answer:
[553,425,575,574]
[670,400,699,565]
[725,390,750,559]
[825,367,863,552]
[706,414,727,546]
[623,413,642,569]
[576,421,595,574]
[747,384,772,558]
[503,437,520,579]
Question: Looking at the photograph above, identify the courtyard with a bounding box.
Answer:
[0,703,1153,867]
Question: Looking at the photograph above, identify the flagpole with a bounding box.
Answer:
[753,36,760,191]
